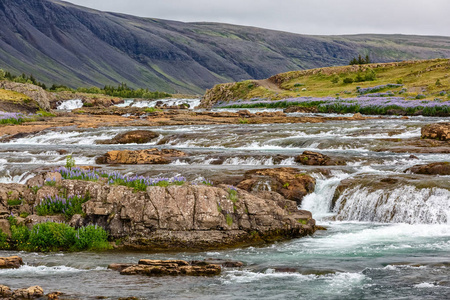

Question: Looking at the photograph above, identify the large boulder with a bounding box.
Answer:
[0,81,51,111]
[95,148,186,164]
[237,168,316,204]
[405,162,450,175]
[96,130,159,144]
[421,122,450,141]
[0,285,12,298]
[0,256,23,269]
[295,151,345,166]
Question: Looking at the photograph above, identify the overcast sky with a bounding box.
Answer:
[65,0,450,37]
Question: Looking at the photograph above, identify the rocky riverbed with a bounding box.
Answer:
[0,98,449,299]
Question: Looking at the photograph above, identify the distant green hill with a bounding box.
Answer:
[201,59,450,115]
[1,0,450,94]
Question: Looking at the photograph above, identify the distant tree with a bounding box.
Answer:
[349,55,372,65]
[0,69,4,80]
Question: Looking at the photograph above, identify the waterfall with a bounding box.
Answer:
[301,171,350,220]
[333,185,450,224]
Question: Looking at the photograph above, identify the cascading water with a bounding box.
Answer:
[301,171,351,220]
[56,99,83,110]
[333,185,450,224]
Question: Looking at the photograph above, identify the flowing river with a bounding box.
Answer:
[0,104,449,299]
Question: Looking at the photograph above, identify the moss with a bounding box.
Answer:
[226,214,233,226]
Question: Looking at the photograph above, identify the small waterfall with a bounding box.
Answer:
[57,99,83,110]
[301,171,350,220]
[333,185,450,224]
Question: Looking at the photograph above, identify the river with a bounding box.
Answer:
[0,101,449,299]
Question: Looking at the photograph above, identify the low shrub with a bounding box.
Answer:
[35,194,90,220]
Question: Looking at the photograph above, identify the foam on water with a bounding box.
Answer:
[0,265,89,276]
[56,99,83,110]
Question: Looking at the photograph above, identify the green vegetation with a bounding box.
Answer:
[5,217,111,252]
[76,83,171,99]
[208,59,450,107]
[65,154,76,169]
[7,199,22,206]
[226,214,233,226]
[35,193,90,220]
[0,68,172,99]
[349,55,371,65]
[144,107,162,113]
[239,118,249,124]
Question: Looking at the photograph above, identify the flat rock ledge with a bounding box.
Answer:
[0,256,23,269]
[109,259,221,277]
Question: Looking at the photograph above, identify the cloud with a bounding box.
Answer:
[64,0,450,36]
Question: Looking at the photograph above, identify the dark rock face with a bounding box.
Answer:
[421,123,450,141]
[1,0,450,93]
[295,151,345,166]
[96,130,159,145]
[0,256,23,269]
[116,260,221,277]
[237,168,316,205]
[95,148,186,164]
[405,162,450,175]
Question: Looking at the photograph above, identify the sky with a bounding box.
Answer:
[64,0,450,37]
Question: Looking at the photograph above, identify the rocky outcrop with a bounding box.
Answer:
[421,122,450,141]
[0,285,12,298]
[12,172,316,250]
[237,168,316,205]
[0,256,23,269]
[95,148,186,164]
[112,259,221,277]
[0,81,51,111]
[405,162,450,175]
[295,151,345,166]
[96,130,159,145]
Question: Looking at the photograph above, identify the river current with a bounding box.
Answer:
[0,100,449,299]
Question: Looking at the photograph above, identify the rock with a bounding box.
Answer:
[24,215,66,229]
[118,260,221,276]
[351,113,365,120]
[44,172,62,185]
[0,256,23,269]
[12,286,44,299]
[421,122,450,141]
[0,285,12,298]
[46,291,63,299]
[294,151,345,166]
[0,219,11,236]
[107,263,135,272]
[405,162,450,175]
[96,130,159,144]
[191,258,244,268]
[95,148,186,164]
[237,168,316,204]
[409,155,419,159]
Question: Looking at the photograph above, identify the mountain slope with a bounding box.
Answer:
[1,0,450,94]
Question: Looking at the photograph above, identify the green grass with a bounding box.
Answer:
[5,218,111,252]
[7,199,22,206]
